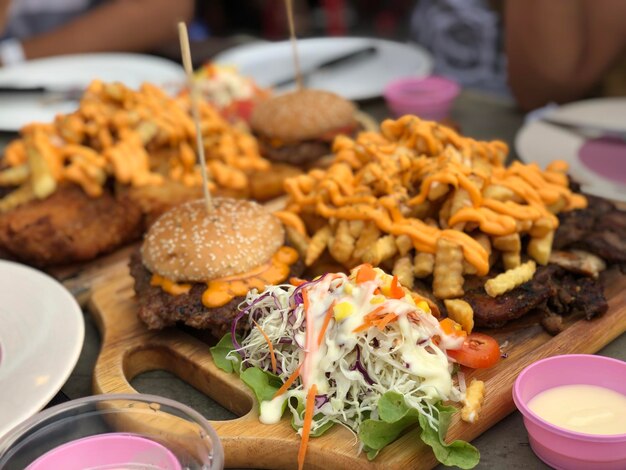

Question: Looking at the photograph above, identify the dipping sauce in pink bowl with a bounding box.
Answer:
[513,354,626,470]
[26,433,182,470]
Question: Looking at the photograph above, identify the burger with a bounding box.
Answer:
[130,197,304,337]
[249,89,358,168]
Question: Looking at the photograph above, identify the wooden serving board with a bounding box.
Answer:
[89,267,626,470]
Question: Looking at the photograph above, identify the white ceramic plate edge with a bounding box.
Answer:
[0,261,84,439]
[213,37,433,100]
[515,101,626,203]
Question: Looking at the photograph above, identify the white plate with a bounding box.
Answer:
[0,53,185,131]
[213,37,433,100]
[0,260,84,438]
[515,98,626,202]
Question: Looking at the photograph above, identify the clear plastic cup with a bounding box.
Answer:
[0,393,224,470]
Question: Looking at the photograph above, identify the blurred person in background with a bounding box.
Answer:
[505,0,626,110]
[410,0,508,96]
[0,0,193,66]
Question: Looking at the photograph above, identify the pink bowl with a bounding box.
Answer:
[27,433,181,470]
[383,75,460,121]
[513,354,626,470]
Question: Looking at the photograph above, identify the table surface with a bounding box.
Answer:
[3,89,625,469]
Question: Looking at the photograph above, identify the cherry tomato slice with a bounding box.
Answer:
[447,333,501,369]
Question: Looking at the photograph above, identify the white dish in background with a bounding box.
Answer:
[0,261,84,438]
[0,53,185,131]
[515,98,626,202]
[213,37,433,101]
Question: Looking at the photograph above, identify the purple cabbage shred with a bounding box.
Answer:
[350,346,375,385]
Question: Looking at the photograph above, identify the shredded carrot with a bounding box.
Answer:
[363,306,386,322]
[290,277,307,286]
[356,263,376,283]
[252,318,277,374]
[298,383,318,470]
[317,301,337,346]
[376,313,399,330]
[389,276,405,299]
[353,306,386,333]
[273,364,302,399]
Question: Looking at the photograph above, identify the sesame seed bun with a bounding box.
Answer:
[250,89,357,143]
[141,198,285,282]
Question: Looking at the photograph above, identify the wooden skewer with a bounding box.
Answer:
[284,0,304,91]
[177,21,213,213]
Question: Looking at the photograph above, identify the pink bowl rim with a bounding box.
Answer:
[384,75,460,104]
[513,354,626,442]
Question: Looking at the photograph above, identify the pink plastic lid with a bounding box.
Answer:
[383,75,460,120]
[384,76,460,105]
[26,433,182,470]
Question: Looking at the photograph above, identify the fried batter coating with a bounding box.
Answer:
[0,184,143,266]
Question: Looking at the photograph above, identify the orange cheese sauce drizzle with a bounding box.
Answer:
[151,274,192,295]
[283,115,587,275]
[202,246,299,308]
[150,247,299,307]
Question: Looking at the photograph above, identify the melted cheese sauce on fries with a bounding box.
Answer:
[283,115,587,300]
[0,80,269,212]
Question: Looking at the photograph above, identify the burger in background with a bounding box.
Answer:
[250,88,359,168]
[130,197,304,337]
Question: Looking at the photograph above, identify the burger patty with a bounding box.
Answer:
[259,139,331,167]
[129,249,305,338]
[0,184,143,266]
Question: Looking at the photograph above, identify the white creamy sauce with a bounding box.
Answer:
[528,384,626,435]
[397,315,453,400]
[259,394,289,425]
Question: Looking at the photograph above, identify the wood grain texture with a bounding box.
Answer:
[89,267,626,469]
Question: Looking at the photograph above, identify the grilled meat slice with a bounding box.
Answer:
[548,250,606,278]
[466,266,556,328]
[470,264,609,328]
[553,209,595,250]
[547,270,608,320]
[554,194,625,267]
[596,209,626,233]
[541,311,565,336]
[130,249,305,338]
[580,232,626,265]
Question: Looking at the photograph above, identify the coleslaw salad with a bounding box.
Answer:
[211,264,493,469]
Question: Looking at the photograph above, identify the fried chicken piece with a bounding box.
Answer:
[0,184,142,266]
[249,163,302,202]
[119,180,205,228]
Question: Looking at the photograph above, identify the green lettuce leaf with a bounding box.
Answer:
[418,404,480,469]
[359,392,479,468]
[240,367,282,403]
[359,391,420,460]
[209,333,241,373]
